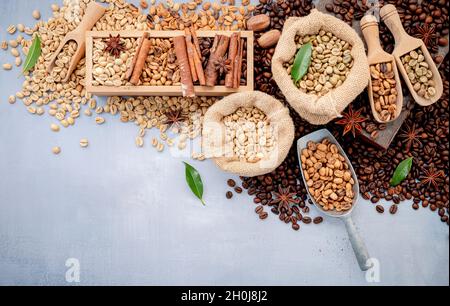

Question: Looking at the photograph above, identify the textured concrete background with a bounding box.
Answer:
[0,0,448,286]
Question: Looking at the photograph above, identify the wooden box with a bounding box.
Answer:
[85,30,254,97]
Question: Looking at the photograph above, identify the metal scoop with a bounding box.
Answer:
[297,129,372,271]
[47,2,106,82]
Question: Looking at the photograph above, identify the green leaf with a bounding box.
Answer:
[22,35,41,74]
[291,42,312,82]
[390,157,413,186]
[184,162,205,206]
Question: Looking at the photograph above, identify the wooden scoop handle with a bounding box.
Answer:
[380,4,409,46]
[73,2,106,34]
[360,15,384,59]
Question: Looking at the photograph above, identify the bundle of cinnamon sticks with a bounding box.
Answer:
[172,27,205,97]
[204,33,245,89]
[126,30,246,97]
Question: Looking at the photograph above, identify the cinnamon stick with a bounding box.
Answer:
[233,38,245,89]
[173,36,195,97]
[210,35,221,54]
[205,35,230,87]
[190,27,202,58]
[189,27,205,85]
[126,32,149,80]
[130,38,152,85]
[225,32,239,88]
[185,28,198,83]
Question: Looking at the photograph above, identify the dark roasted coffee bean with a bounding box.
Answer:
[412,203,420,210]
[313,217,323,224]
[302,217,312,224]
[389,205,398,215]
[292,223,300,231]
[226,191,233,199]
[376,205,385,214]
[234,187,243,194]
[227,179,236,188]
[255,206,264,214]
[259,212,269,220]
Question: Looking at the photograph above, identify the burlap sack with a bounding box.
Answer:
[272,9,369,125]
[202,91,294,177]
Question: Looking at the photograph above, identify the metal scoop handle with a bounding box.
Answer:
[343,215,372,271]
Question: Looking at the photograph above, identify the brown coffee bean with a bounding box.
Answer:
[376,205,385,214]
[255,206,264,214]
[227,179,236,188]
[234,187,243,194]
[412,203,420,210]
[225,191,234,199]
[302,217,312,224]
[259,212,269,220]
[313,217,323,224]
[389,205,398,215]
[292,223,300,231]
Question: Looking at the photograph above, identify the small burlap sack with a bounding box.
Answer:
[272,9,369,125]
[202,91,294,177]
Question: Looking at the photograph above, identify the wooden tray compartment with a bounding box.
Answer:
[85,30,254,96]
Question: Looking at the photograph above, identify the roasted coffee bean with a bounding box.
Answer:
[412,203,420,210]
[376,205,385,214]
[292,223,300,231]
[389,204,398,215]
[259,212,269,220]
[302,217,312,224]
[226,191,233,199]
[371,197,380,204]
[255,206,264,214]
[234,187,243,194]
[227,179,236,188]
[313,217,323,224]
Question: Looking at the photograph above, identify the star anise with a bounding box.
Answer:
[335,106,367,137]
[413,24,437,48]
[213,57,232,75]
[419,166,444,190]
[104,34,126,58]
[271,185,300,212]
[398,123,423,152]
[163,110,188,128]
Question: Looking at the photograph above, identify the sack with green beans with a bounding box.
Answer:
[272,9,369,125]
[202,91,294,177]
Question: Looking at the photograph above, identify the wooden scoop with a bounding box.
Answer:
[380,4,443,106]
[47,2,106,82]
[360,15,403,123]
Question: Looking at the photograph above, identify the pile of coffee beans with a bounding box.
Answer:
[225,0,449,230]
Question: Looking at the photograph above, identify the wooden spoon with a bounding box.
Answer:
[360,14,403,123]
[47,2,106,83]
[380,4,443,106]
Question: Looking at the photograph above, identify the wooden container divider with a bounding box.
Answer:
[85,30,254,96]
